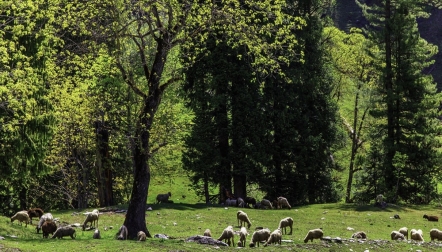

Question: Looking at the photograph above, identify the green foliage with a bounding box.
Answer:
[0,0,59,212]
[357,0,442,203]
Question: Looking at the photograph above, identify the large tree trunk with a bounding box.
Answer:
[95,121,114,207]
[123,37,168,239]
[123,105,152,239]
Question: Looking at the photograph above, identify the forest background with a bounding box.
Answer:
[1,0,442,239]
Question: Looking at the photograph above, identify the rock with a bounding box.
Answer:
[186,235,229,246]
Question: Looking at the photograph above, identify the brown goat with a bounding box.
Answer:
[28,208,44,224]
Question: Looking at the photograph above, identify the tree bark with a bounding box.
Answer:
[95,121,114,207]
[123,36,168,239]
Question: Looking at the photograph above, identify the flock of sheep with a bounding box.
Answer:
[208,196,324,247]
[205,208,323,247]
[9,207,147,241]
[8,193,442,247]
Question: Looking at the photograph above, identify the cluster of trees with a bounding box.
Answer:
[1,0,441,238]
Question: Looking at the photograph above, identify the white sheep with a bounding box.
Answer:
[303,228,324,243]
[138,231,147,241]
[249,228,271,247]
[82,211,99,231]
[264,228,282,246]
[10,210,30,227]
[391,230,405,240]
[261,199,273,209]
[156,192,172,204]
[399,227,408,240]
[376,194,383,203]
[116,225,128,240]
[93,229,101,239]
[430,228,442,241]
[277,197,291,209]
[278,217,293,235]
[237,197,245,208]
[217,225,235,246]
[36,213,54,233]
[203,229,212,237]
[410,229,424,242]
[238,226,248,247]
[237,210,252,229]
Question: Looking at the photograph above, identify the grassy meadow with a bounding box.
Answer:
[2,176,442,251]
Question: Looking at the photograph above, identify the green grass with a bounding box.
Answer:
[2,202,442,251]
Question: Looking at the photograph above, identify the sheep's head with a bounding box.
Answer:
[168,192,172,196]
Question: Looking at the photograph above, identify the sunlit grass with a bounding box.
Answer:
[2,202,442,251]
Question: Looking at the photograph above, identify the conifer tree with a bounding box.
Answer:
[358,0,442,203]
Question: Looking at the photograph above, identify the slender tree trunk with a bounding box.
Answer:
[216,86,231,204]
[346,83,362,203]
[384,0,397,197]
[19,187,27,210]
[204,175,210,204]
[95,121,114,207]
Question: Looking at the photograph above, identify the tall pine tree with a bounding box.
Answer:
[359,0,442,203]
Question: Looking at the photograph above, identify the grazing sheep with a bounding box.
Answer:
[391,230,405,240]
[41,220,57,238]
[37,213,54,233]
[225,198,237,207]
[156,192,172,204]
[278,217,293,235]
[51,226,76,239]
[217,225,235,246]
[399,227,408,240]
[264,228,282,246]
[244,197,256,208]
[93,229,101,239]
[116,225,128,240]
[430,228,442,241]
[238,226,248,247]
[27,208,44,224]
[410,229,424,242]
[82,211,99,231]
[260,199,273,209]
[137,231,146,241]
[237,197,245,208]
[376,194,383,203]
[237,210,252,229]
[249,228,271,247]
[423,214,439,222]
[10,211,30,227]
[351,231,367,239]
[203,229,212,237]
[277,197,291,209]
[303,228,324,243]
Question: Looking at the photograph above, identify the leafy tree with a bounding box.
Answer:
[260,0,342,204]
[358,0,442,203]
[323,27,379,202]
[0,1,58,213]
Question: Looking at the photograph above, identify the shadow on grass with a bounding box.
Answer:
[147,202,218,211]
[294,203,409,213]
